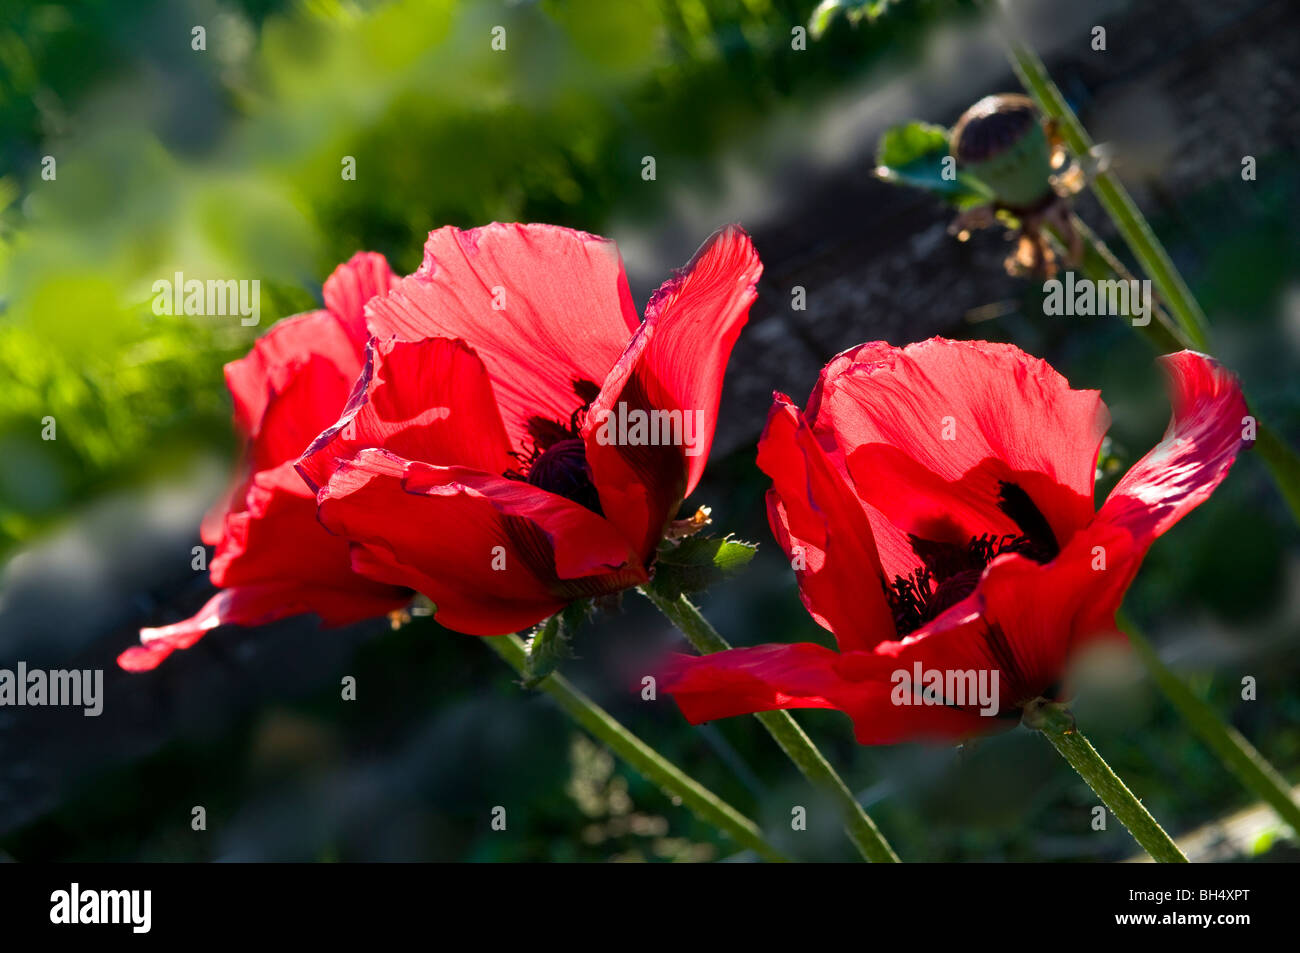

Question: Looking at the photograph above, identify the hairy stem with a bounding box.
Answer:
[639,587,900,862]
[1024,699,1188,862]
[1120,611,1300,836]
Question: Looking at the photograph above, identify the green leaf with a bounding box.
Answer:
[874,120,994,209]
[521,600,592,687]
[650,535,758,600]
[809,0,844,38]
[1252,830,1277,857]
[522,614,570,688]
[875,120,949,169]
[560,598,594,637]
[809,0,896,39]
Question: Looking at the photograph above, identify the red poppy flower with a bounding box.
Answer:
[660,338,1249,744]
[118,253,412,671]
[296,222,762,636]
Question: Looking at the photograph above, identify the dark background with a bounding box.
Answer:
[1,0,1297,861]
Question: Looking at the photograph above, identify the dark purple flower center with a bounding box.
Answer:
[883,481,1059,636]
[505,377,604,515]
[525,437,603,515]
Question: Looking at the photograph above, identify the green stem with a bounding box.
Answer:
[638,587,900,863]
[1041,218,1300,526]
[1023,699,1188,862]
[1001,23,1211,351]
[1041,218,1300,822]
[484,632,791,863]
[1019,69,1300,525]
[1043,215,1190,354]
[1119,611,1300,836]
[1252,423,1300,528]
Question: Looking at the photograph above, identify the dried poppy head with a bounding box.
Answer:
[948,93,1084,277]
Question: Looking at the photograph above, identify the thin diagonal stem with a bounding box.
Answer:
[1003,17,1300,527]
[485,632,791,862]
[1119,611,1300,836]
[639,587,901,862]
[1043,214,1189,354]
[1024,699,1188,862]
[1001,17,1210,350]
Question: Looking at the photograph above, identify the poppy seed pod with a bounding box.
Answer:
[950,93,1054,212]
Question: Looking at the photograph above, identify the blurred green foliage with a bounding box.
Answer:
[0,0,968,559]
[874,117,993,207]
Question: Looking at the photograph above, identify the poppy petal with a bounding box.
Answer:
[199,470,248,547]
[825,520,1135,744]
[210,462,396,593]
[757,395,896,651]
[366,223,640,453]
[296,336,512,494]
[1096,351,1249,551]
[660,639,994,745]
[966,519,1136,707]
[224,310,364,472]
[660,643,843,722]
[322,250,396,344]
[661,519,1140,745]
[822,338,1109,555]
[582,225,761,557]
[580,339,682,562]
[119,581,408,672]
[315,449,647,635]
